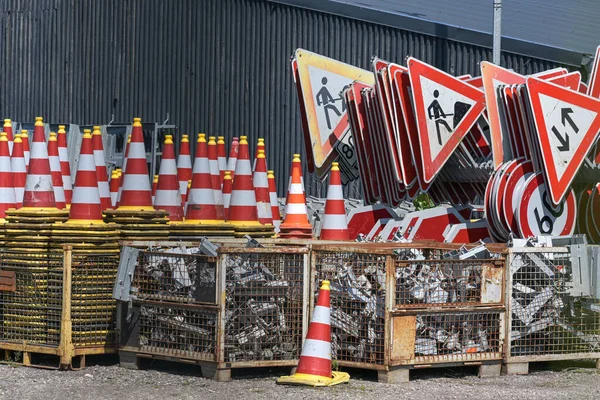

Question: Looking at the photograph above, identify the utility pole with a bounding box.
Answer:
[493,0,502,65]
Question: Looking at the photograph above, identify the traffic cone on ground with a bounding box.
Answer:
[253,138,266,170]
[48,132,67,209]
[217,136,227,181]
[11,134,26,208]
[279,154,312,238]
[92,126,111,210]
[227,137,239,180]
[177,134,192,206]
[21,130,30,169]
[208,136,224,215]
[57,125,73,206]
[227,136,260,226]
[268,170,281,233]
[253,149,273,225]
[117,118,154,210]
[0,132,16,219]
[320,162,350,240]
[3,119,14,155]
[109,169,120,208]
[116,134,131,207]
[152,174,158,204]
[222,171,233,220]
[66,130,104,223]
[22,117,56,209]
[277,280,350,387]
[154,135,184,221]
[184,134,224,223]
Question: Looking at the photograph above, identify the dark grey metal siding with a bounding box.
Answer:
[0,0,562,197]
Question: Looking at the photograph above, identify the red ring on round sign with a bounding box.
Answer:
[503,160,534,236]
[576,185,593,238]
[517,173,576,238]
[494,158,521,238]
[484,169,503,242]
[588,183,600,243]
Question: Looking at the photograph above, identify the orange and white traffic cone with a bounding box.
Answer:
[177,134,192,206]
[227,136,261,227]
[151,174,158,204]
[57,125,73,206]
[222,170,233,220]
[109,169,120,208]
[48,132,67,209]
[320,162,350,241]
[3,119,14,155]
[227,136,239,180]
[92,126,111,210]
[279,154,312,238]
[253,149,273,225]
[11,133,26,208]
[116,134,131,207]
[277,280,350,387]
[268,170,281,233]
[0,132,16,219]
[217,136,227,181]
[208,136,224,216]
[154,135,183,221]
[22,117,56,209]
[21,129,30,169]
[66,129,104,224]
[184,134,224,223]
[117,118,154,210]
[287,153,305,196]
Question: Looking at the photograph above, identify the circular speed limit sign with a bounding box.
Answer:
[517,173,576,237]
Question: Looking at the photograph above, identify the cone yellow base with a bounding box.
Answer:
[276,371,350,387]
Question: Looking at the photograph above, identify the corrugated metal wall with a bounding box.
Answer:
[0,0,562,197]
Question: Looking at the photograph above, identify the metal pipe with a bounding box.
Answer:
[493,0,502,65]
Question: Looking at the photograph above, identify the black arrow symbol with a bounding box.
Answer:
[561,108,579,133]
[551,126,570,151]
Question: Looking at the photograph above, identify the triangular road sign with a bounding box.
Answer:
[294,49,374,171]
[408,57,485,183]
[527,76,600,205]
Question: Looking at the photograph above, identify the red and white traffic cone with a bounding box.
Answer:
[3,119,14,155]
[116,134,131,207]
[117,118,154,210]
[253,149,273,225]
[227,136,239,180]
[22,117,56,209]
[279,154,312,238]
[154,135,184,221]
[184,134,224,223]
[109,169,120,209]
[222,170,233,220]
[177,134,192,207]
[57,125,73,206]
[11,133,26,208]
[277,280,350,387]
[48,132,67,209]
[92,126,111,210]
[287,153,305,195]
[66,129,104,224]
[227,136,261,226]
[0,132,16,220]
[320,162,350,241]
[268,170,281,233]
[208,136,224,215]
[151,174,158,205]
[21,129,30,169]
[217,136,227,182]
[253,138,266,170]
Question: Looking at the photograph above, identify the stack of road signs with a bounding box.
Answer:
[576,183,600,243]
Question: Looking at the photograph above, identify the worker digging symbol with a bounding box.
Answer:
[427,90,472,145]
[316,77,346,130]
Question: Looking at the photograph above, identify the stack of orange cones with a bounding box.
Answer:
[22,118,57,210]
[21,129,30,169]
[253,138,266,170]
[268,170,281,233]
[0,132,14,246]
[217,136,227,181]
[208,136,224,216]
[3,119,13,155]
[279,154,312,239]
[47,132,67,209]
[154,135,184,222]
[177,134,192,206]
[57,125,73,206]
[319,162,350,241]
[253,149,273,226]
[92,126,112,210]
[11,133,26,209]
[222,171,233,220]
[227,136,239,180]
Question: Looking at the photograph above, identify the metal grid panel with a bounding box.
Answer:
[509,249,600,357]
[138,304,218,361]
[133,251,217,305]
[223,251,305,363]
[0,252,63,346]
[313,250,387,365]
[71,253,119,347]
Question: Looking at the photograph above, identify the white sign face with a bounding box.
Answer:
[308,65,353,145]
[538,93,597,180]
[520,179,573,236]
[418,75,477,161]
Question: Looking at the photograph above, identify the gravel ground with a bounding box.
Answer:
[0,359,599,400]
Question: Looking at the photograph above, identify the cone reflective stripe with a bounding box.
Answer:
[208,136,224,215]
[277,280,350,387]
[152,174,158,204]
[268,170,281,233]
[3,119,13,155]
[279,154,312,238]
[0,132,16,219]
[22,117,56,209]
[184,134,223,223]
[116,134,131,206]
[117,118,154,210]
[67,130,103,223]
[11,134,26,208]
[92,126,111,210]
[253,149,273,225]
[227,136,239,180]
[253,138,266,170]
[109,169,120,208]
[227,136,260,225]
[320,162,350,240]
[154,135,184,221]
[21,130,30,169]
[48,132,67,209]
[222,171,233,220]
[217,136,227,181]
[177,134,192,206]
[57,125,73,205]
